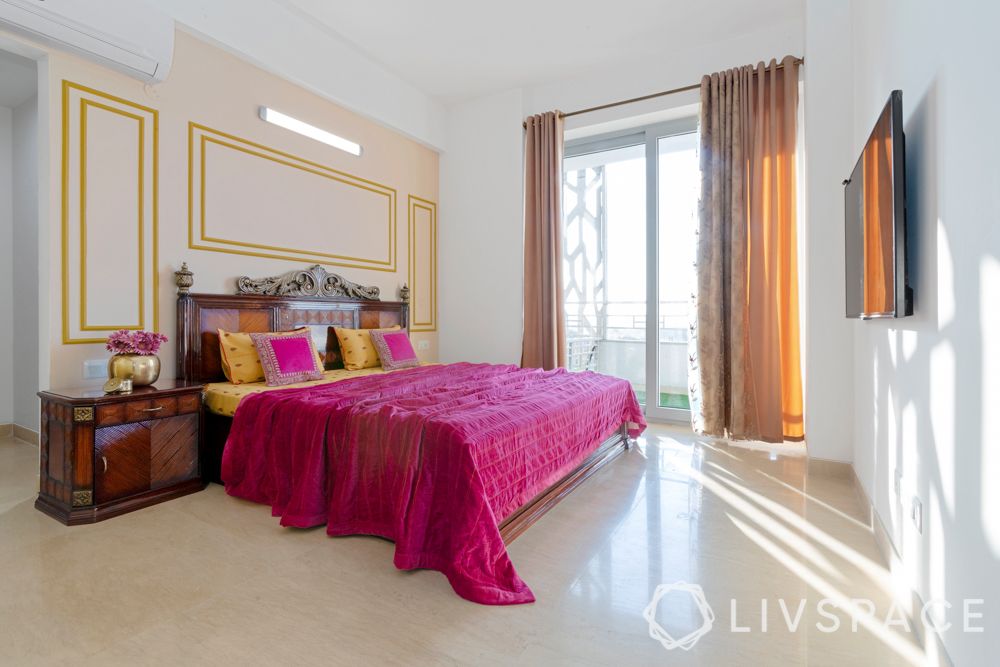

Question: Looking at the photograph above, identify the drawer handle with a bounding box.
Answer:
[102,456,108,474]
[140,406,164,413]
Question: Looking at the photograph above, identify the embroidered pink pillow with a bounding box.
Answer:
[369,330,420,371]
[250,331,324,386]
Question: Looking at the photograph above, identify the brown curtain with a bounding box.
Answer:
[691,56,803,443]
[521,111,566,370]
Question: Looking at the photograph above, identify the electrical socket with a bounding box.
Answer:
[417,340,430,351]
[83,359,106,380]
[912,496,923,534]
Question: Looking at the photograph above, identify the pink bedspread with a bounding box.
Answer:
[221,362,645,605]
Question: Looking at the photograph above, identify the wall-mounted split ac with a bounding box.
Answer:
[0,0,174,83]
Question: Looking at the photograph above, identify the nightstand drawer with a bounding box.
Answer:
[125,397,178,422]
[97,399,173,425]
[96,394,199,426]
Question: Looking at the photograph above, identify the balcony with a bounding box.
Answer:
[566,300,690,410]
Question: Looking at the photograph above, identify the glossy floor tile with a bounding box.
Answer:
[0,426,935,666]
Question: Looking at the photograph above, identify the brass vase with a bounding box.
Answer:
[108,354,161,387]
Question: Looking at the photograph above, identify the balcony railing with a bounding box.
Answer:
[566,300,690,335]
[565,300,691,408]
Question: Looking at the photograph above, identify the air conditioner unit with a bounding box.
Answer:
[0,0,174,83]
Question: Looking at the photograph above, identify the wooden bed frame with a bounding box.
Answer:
[175,264,631,544]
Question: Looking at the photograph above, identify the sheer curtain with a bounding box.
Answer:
[691,56,804,443]
[521,111,566,370]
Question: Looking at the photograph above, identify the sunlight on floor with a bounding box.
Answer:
[0,426,935,665]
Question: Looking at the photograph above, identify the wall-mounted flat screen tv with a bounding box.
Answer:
[844,90,912,318]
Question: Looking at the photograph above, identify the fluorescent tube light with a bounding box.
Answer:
[258,106,362,156]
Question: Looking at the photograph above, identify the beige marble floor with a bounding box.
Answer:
[0,425,935,666]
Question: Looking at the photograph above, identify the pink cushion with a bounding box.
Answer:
[250,331,324,386]
[370,330,420,371]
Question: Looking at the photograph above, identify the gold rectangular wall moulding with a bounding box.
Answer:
[408,195,437,332]
[61,81,159,345]
[188,123,397,272]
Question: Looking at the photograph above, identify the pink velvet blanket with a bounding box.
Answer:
[221,362,645,605]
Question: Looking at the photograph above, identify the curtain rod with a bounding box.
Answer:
[523,56,804,127]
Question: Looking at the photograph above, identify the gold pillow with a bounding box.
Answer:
[218,327,323,384]
[334,326,400,370]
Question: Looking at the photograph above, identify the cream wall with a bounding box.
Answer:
[2,28,439,389]
[144,0,448,150]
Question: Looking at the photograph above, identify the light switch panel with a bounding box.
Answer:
[83,359,106,380]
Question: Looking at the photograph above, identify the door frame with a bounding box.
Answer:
[564,117,699,424]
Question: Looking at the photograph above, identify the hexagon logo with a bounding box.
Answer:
[642,582,715,651]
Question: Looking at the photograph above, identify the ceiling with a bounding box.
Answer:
[278,0,803,103]
[0,48,35,108]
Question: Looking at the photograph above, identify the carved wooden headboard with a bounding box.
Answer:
[175,264,409,383]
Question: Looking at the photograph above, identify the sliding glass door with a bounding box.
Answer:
[563,142,647,395]
[563,119,698,422]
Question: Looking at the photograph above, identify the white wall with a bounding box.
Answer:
[12,94,38,430]
[801,1,855,462]
[0,106,12,425]
[523,19,804,122]
[438,22,809,376]
[843,0,999,662]
[439,88,524,364]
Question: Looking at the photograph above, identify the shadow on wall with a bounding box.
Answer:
[862,75,997,655]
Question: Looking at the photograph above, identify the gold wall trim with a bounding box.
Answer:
[78,98,145,331]
[199,136,392,265]
[61,80,159,345]
[408,195,438,332]
[188,122,397,272]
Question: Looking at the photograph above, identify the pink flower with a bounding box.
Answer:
[105,330,168,355]
[106,330,135,354]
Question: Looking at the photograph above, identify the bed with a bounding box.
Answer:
[176,265,645,604]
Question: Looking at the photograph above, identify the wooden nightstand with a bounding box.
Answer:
[36,381,206,525]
